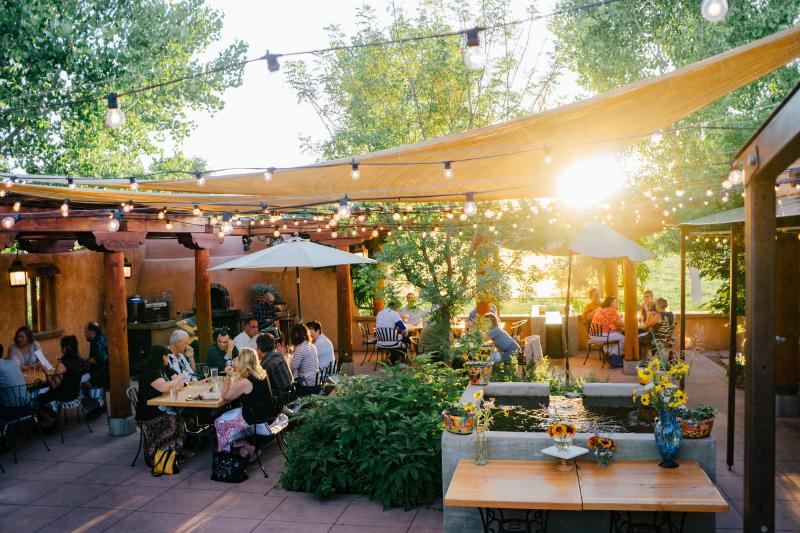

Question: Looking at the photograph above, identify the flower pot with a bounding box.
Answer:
[442,411,475,435]
[466,360,493,386]
[680,417,715,439]
[654,410,682,468]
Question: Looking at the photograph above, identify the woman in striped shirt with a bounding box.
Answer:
[289,323,320,386]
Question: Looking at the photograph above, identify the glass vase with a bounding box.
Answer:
[654,410,682,468]
[474,428,488,466]
[553,435,573,452]
[593,448,614,467]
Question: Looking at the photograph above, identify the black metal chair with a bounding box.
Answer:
[245,388,293,472]
[374,327,406,369]
[48,370,94,443]
[358,322,377,366]
[0,383,50,464]
[584,323,614,368]
[125,386,145,467]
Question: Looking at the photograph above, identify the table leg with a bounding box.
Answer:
[478,508,549,533]
[609,511,687,533]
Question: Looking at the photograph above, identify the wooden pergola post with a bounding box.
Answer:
[622,257,639,372]
[104,251,134,436]
[679,226,687,355]
[726,226,739,472]
[194,247,213,363]
[603,259,618,298]
[337,245,354,364]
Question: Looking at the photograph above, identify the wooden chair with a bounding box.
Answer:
[358,322,377,366]
[509,320,527,365]
[584,323,614,368]
[0,384,50,464]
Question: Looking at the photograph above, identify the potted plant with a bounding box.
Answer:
[442,402,477,435]
[588,434,617,466]
[632,354,689,468]
[453,324,493,385]
[679,403,717,439]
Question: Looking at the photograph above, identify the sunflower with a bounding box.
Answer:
[549,423,567,438]
[463,403,476,413]
[657,374,671,386]
[668,389,688,408]
[648,358,661,372]
[473,390,484,400]
[588,436,600,448]
[637,367,653,384]
[599,438,615,449]
[565,424,576,436]
[502,407,510,417]
[640,392,651,406]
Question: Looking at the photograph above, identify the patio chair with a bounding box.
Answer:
[509,320,527,365]
[42,370,93,444]
[375,327,406,369]
[584,323,613,368]
[358,322,377,365]
[246,389,293,467]
[0,383,50,464]
[651,320,676,357]
[125,386,144,467]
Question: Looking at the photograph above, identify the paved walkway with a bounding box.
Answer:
[0,349,797,532]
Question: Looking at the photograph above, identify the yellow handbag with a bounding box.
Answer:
[151,449,179,476]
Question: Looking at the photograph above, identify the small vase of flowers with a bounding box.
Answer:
[470,389,510,465]
[588,434,617,466]
[547,420,577,451]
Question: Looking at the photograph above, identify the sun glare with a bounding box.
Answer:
[556,154,625,207]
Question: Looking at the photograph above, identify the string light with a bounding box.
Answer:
[675,189,684,197]
[217,228,226,239]
[165,219,173,230]
[157,209,166,220]
[463,28,486,71]
[701,0,728,22]
[331,231,338,239]
[107,212,121,232]
[350,161,360,181]
[443,161,453,180]
[464,193,478,216]
[4,176,14,188]
[67,177,76,189]
[728,167,743,185]
[192,204,202,216]
[104,93,125,129]
[338,197,351,218]
[266,51,281,72]
[264,167,274,182]
[543,147,552,165]
[12,201,20,212]
[195,172,206,186]
[650,130,663,144]
[222,220,233,234]
[129,177,139,190]
[2,215,18,229]
[60,200,70,217]
[722,178,732,189]
[371,229,379,238]
[392,209,401,221]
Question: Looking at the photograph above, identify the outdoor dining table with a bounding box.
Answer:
[444,459,728,533]
[23,368,52,388]
[147,381,230,409]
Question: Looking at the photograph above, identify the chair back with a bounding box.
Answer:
[125,386,139,419]
[588,322,606,338]
[375,327,402,347]
[653,319,676,351]
[509,320,527,340]
[357,322,370,339]
[0,384,33,409]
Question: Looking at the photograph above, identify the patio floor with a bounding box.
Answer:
[0,349,797,532]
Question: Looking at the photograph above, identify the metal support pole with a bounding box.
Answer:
[726,226,739,471]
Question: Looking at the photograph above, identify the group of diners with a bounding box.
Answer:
[581,287,676,361]
[136,318,337,466]
[0,323,109,429]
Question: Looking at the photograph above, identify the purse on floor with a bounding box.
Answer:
[151,449,179,476]
[211,451,249,483]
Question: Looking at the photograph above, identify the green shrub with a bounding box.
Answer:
[491,357,519,382]
[524,356,583,395]
[280,356,467,509]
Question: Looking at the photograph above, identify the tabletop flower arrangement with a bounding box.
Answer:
[546,408,577,451]
[588,434,617,466]
[632,354,689,468]
[471,389,509,465]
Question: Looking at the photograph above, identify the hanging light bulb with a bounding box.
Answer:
[443,161,453,180]
[107,214,121,232]
[459,213,467,221]
[543,148,552,165]
[675,189,685,197]
[706,189,713,197]
[484,208,495,219]
[351,161,360,181]
[67,177,76,190]
[331,230,338,239]
[129,177,138,190]
[192,204,202,216]
[650,130,663,144]
[222,220,233,234]
[338,197,351,219]
[463,28,486,71]
[2,215,18,229]
[104,93,125,129]
[357,213,366,223]
[165,219,173,230]
[265,51,281,72]
[217,228,225,239]
[4,176,14,188]
[61,200,70,217]
[264,167,274,182]
[728,168,743,185]
[392,210,401,221]
[195,172,206,186]
[701,0,728,22]
[158,209,166,220]
[371,229,379,238]
[722,178,732,189]
[464,193,477,216]
[0,190,6,198]
[12,201,20,212]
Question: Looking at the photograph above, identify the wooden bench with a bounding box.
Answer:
[444,459,728,533]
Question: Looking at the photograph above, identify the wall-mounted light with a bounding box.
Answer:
[8,253,26,287]
[124,258,132,279]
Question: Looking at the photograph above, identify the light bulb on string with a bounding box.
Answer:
[650,130,663,144]
[463,27,486,71]
[338,197,351,219]
[350,161,360,181]
[543,147,552,165]
[371,229,379,238]
[2,215,18,229]
[264,167,274,182]
[728,168,743,185]
[0,190,6,198]
[158,209,166,220]
[129,177,138,190]
[443,161,453,180]
[12,201,20,212]
[192,204,202,216]
[61,200,70,217]
[722,178,732,189]
[67,177,76,189]
[464,193,477,216]
[675,189,684,197]
[104,93,125,129]
[217,228,225,239]
[4,176,14,188]
[706,189,713,197]
[484,209,495,219]
[701,0,728,22]
[222,220,233,234]
[392,210,401,221]
[195,172,206,186]
[331,231,338,239]
[107,213,121,232]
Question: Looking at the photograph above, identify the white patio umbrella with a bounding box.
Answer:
[209,236,377,320]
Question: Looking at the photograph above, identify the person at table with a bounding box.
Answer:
[136,345,187,466]
[650,297,676,352]
[233,318,260,352]
[306,320,335,370]
[581,288,602,323]
[482,313,520,363]
[0,344,29,407]
[84,321,108,389]
[376,299,410,362]
[8,326,44,371]
[36,335,86,428]
[590,296,625,355]
[399,292,424,329]
[639,290,656,323]
[289,323,320,387]
[215,347,279,456]
[207,328,238,372]
[256,333,294,395]
[465,304,498,328]
[168,330,198,385]
[253,291,283,330]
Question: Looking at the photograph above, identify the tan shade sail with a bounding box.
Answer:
[545,224,655,262]
[76,24,800,206]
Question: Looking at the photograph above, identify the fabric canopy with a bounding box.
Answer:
[546,224,655,262]
[209,236,377,271]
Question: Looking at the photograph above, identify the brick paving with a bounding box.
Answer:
[0,349,797,532]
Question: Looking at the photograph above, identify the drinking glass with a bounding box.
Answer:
[210,367,218,379]
[201,365,210,379]
[170,387,179,400]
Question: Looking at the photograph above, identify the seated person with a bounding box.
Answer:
[175,314,200,354]
[215,348,279,456]
[466,304,498,328]
[167,330,198,385]
[256,333,294,395]
[9,326,44,371]
[482,313,520,363]
[581,288,601,323]
[376,299,409,363]
[590,296,625,356]
[85,322,108,389]
[233,318,260,352]
[289,323,320,387]
[651,297,676,351]
[0,344,30,407]
[399,292,425,329]
[306,320,335,370]
[207,328,238,372]
[136,345,187,466]
[37,335,86,428]
[639,290,656,323]
[252,291,283,330]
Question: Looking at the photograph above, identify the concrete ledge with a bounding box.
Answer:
[583,382,637,398]
[108,416,136,437]
[485,382,549,398]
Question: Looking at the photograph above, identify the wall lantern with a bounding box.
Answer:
[124,258,132,279]
[8,254,27,287]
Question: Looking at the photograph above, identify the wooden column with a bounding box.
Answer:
[373,278,385,315]
[679,227,687,354]
[622,258,639,361]
[744,173,776,532]
[194,248,213,363]
[337,245,354,363]
[104,251,131,423]
[726,226,739,471]
[603,259,618,298]
[775,233,799,395]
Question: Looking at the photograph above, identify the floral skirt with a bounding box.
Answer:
[215,407,271,452]
[141,414,184,465]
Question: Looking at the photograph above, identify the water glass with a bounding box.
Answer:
[210,367,218,379]
[201,365,210,379]
[170,387,179,401]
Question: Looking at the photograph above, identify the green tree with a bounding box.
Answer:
[0,0,247,178]
[549,0,800,312]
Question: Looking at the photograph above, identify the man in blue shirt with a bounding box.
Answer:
[85,322,108,388]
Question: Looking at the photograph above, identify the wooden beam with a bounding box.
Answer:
[726,226,739,472]
[103,251,132,423]
[0,215,208,234]
[679,227,687,354]
[603,259,618,298]
[336,245,354,364]
[622,258,639,361]
[194,248,213,364]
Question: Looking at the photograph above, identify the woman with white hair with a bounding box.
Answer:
[168,329,198,384]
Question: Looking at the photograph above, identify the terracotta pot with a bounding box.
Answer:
[680,417,715,439]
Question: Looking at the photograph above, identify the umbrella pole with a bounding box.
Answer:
[564,253,573,379]
[295,266,302,323]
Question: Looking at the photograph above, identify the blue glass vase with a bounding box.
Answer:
[654,410,682,468]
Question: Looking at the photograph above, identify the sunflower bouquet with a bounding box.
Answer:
[632,355,688,413]
[545,407,577,451]
[588,434,617,466]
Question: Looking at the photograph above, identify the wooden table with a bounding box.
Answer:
[147,383,229,409]
[445,459,582,531]
[23,368,53,387]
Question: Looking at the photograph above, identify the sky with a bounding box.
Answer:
[178,0,561,172]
